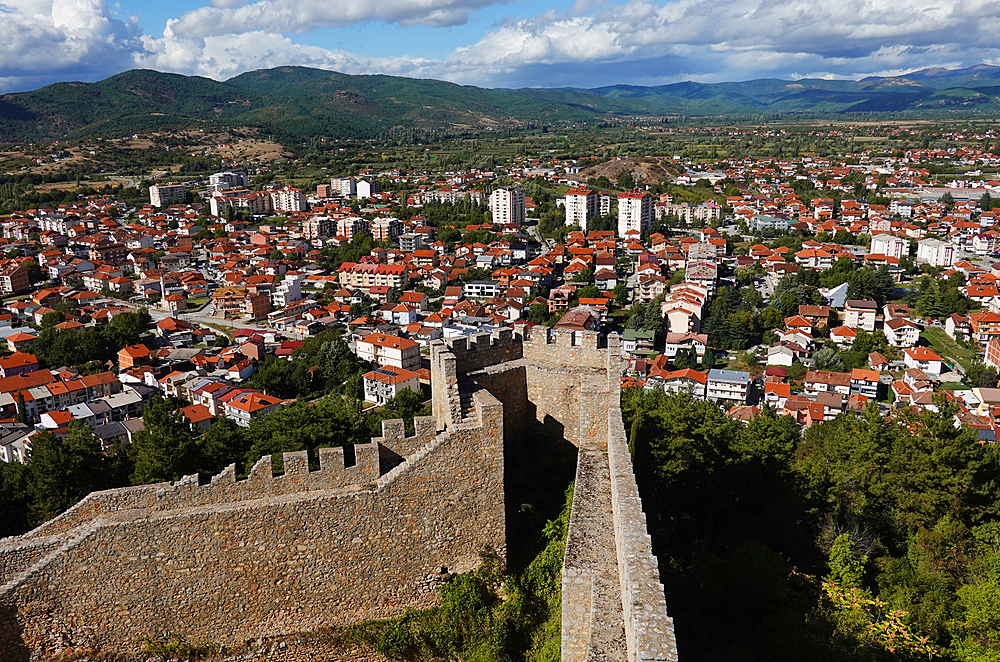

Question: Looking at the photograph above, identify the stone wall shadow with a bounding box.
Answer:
[505,406,577,574]
[0,605,29,662]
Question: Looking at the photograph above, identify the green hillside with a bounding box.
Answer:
[4,65,1000,143]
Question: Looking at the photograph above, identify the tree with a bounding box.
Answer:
[130,398,199,485]
[702,348,715,369]
[616,173,634,190]
[26,424,109,525]
[198,418,249,476]
[813,347,845,372]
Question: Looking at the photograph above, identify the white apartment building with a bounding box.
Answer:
[617,190,653,239]
[869,233,908,259]
[489,186,526,225]
[269,187,307,213]
[564,187,599,230]
[843,300,877,332]
[336,216,368,239]
[355,333,421,371]
[272,274,304,308]
[917,238,956,267]
[357,179,380,199]
[331,177,356,197]
[149,183,187,208]
[706,369,751,404]
[209,171,246,190]
[363,365,421,405]
[883,317,921,347]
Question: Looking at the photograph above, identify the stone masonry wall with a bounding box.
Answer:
[604,335,678,662]
[0,392,505,659]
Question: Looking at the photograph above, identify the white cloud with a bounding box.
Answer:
[0,0,144,85]
[136,30,441,82]
[5,0,1000,95]
[162,0,510,41]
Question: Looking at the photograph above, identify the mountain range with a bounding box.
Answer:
[3,64,1000,142]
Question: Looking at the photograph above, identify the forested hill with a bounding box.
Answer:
[4,64,1000,142]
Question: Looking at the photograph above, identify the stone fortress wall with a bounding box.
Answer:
[0,391,505,658]
[430,326,677,661]
[0,325,676,661]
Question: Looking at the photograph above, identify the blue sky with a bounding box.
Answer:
[2,0,1000,94]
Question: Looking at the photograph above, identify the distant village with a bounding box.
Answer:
[2,131,1000,463]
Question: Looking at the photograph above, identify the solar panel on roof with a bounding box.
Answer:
[375,368,397,377]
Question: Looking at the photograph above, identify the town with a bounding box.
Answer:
[0,125,998,467]
[2,118,1000,659]
[0,133,995,450]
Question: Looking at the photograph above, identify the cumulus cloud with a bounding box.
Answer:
[162,0,510,40]
[5,0,1000,95]
[442,0,1000,85]
[0,0,145,88]
[136,30,440,82]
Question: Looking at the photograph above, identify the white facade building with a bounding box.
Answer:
[564,187,599,230]
[917,238,956,267]
[617,191,653,239]
[489,186,526,225]
[149,183,186,208]
[870,233,909,259]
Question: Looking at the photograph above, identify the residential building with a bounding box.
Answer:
[843,300,877,332]
[883,317,921,347]
[0,264,29,295]
[617,190,653,239]
[916,238,956,267]
[969,311,1000,344]
[269,187,307,213]
[149,183,186,208]
[564,187,599,230]
[850,369,881,399]
[363,365,421,404]
[357,179,380,199]
[489,186,526,225]
[223,391,283,427]
[706,369,751,404]
[804,370,851,396]
[331,177,356,197]
[869,234,909,260]
[355,333,421,371]
[903,347,944,375]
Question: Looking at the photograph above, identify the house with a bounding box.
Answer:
[706,369,751,404]
[663,332,707,360]
[830,325,858,347]
[763,382,790,408]
[850,369,881,399]
[969,311,1000,344]
[622,329,657,357]
[355,333,421,371]
[180,403,214,433]
[118,344,151,371]
[843,300,877,332]
[945,313,970,341]
[903,347,944,376]
[362,365,421,405]
[767,345,795,367]
[0,352,38,378]
[659,368,708,397]
[223,391,283,427]
[883,317,921,347]
[804,370,851,396]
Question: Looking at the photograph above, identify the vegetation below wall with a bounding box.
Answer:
[340,482,572,661]
[624,389,1000,662]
